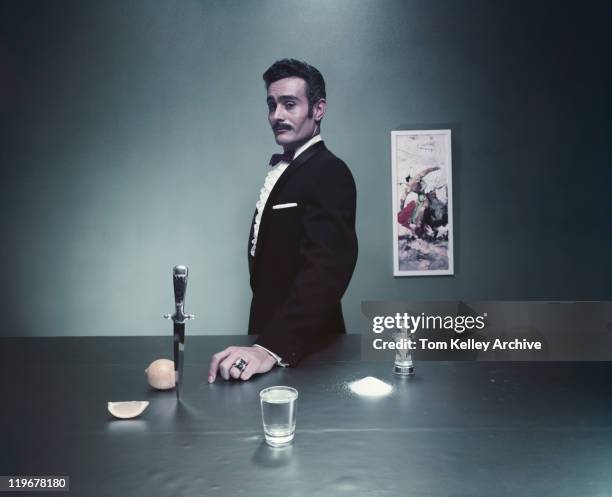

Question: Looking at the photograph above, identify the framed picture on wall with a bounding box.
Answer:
[391,129,454,276]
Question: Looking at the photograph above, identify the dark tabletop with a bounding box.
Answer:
[1,335,612,497]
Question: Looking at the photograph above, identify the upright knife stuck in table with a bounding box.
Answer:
[164,265,194,400]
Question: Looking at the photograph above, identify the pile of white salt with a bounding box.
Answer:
[348,376,393,397]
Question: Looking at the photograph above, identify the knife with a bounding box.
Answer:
[164,265,194,400]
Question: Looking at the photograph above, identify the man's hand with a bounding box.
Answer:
[208,346,277,382]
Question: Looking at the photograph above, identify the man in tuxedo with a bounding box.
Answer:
[208,59,358,382]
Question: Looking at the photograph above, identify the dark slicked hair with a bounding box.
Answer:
[263,58,326,117]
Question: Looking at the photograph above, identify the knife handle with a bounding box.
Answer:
[172,265,188,304]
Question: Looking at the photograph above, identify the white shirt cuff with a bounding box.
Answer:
[253,344,289,367]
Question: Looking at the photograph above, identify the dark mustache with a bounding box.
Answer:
[273,123,293,131]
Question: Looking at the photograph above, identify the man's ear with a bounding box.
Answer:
[313,98,327,123]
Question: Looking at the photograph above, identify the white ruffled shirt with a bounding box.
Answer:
[250,134,322,257]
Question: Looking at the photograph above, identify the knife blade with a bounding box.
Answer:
[174,321,185,399]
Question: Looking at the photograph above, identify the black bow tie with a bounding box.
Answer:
[269,150,295,167]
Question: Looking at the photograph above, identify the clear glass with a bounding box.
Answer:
[393,327,415,375]
[260,386,298,447]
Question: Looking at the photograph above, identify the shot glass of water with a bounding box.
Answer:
[260,386,298,447]
[393,326,414,376]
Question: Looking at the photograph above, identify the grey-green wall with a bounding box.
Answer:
[1,0,609,337]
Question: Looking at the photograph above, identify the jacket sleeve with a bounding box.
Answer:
[254,158,358,365]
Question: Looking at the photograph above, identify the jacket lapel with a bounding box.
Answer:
[250,140,326,284]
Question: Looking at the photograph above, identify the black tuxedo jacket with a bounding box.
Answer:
[247,141,358,366]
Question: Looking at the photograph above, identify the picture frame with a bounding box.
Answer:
[391,129,454,276]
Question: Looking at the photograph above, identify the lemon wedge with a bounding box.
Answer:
[107,401,150,419]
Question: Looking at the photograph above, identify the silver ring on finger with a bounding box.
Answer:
[233,358,248,373]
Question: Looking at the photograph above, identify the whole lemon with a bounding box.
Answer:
[145,359,176,390]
